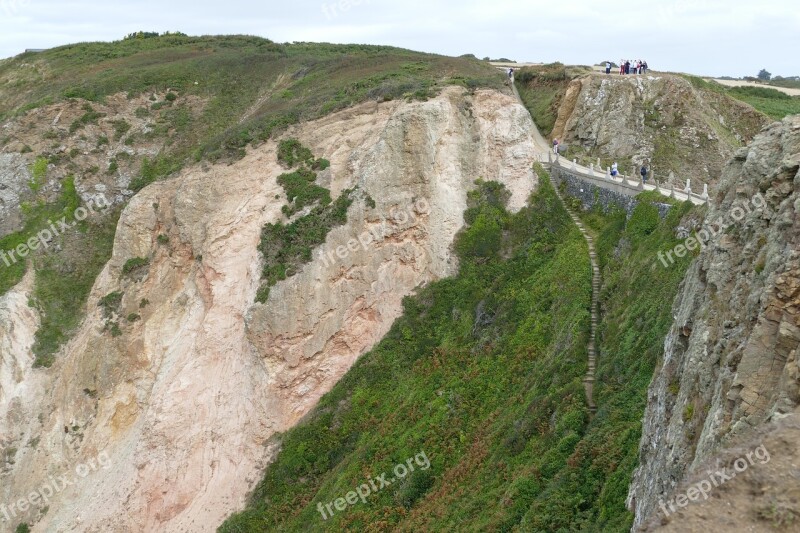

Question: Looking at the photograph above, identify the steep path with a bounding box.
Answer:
[512,80,599,412]
[548,172,599,413]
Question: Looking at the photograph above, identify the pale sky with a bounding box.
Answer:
[0,0,797,78]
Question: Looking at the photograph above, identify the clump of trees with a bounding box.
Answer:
[123,31,187,40]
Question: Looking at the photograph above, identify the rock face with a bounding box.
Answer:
[0,153,32,236]
[628,115,800,529]
[551,74,769,188]
[0,87,537,532]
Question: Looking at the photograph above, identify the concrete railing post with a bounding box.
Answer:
[590,163,594,175]
[606,166,611,179]
[702,183,709,200]
[572,159,577,171]
[685,179,691,195]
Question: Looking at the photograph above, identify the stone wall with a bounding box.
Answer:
[551,166,671,218]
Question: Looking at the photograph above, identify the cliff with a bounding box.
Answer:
[0,86,537,532]
[549,73,770,188]
[628,115,800,529]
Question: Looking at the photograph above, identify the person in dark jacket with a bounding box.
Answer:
[640,165,648,182]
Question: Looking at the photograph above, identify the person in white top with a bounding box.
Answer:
[611,162,618,176]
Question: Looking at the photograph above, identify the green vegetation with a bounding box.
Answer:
[68,104,105,133]
[98,291,124,318]
[0,36,505,189]
[111,118,131,140]
[15,524,30,533]
[29,156,48,192]
[515,62,571,136]
[682,75,800,120]
[29,202,121,367]
[256,140,353,303]
[220,169,697,532]
[122,257,149,276]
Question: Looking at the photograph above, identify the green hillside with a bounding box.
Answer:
[0,34,504,168]
[219,170,697,532]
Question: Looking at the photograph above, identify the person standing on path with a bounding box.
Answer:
[640,165,648,183]
[553,138,560,154]
[508,67,514,82]
[606,61,612,74]
[611,162,618,176]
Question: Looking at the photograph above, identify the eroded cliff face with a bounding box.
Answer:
[0,86,537,532]
[551,74,769,188]
[628,115,800,529]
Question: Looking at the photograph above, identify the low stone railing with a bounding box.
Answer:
[536,152,709,206]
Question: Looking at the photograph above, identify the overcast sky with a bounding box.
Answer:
[0,0,797,78]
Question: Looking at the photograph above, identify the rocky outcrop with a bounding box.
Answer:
[551,74,770,189]
[628,115,800,529]
[0,87,537,532]
[0,153,32,236]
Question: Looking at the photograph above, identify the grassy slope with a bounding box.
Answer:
[514,63,576,137]
[219,169,697,532]
[0,36,504,167]
[683,75,800,120]
[0,35,504,365]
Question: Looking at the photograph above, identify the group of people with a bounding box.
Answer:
[604,60,648,75]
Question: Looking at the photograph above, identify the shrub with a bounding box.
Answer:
[111,119,131,140]
[277,168,332,216]
[98,291,124,318]
[277,138,313,168]
[69,105,105,133]
[29,156,48,192]
[122,257,149,277]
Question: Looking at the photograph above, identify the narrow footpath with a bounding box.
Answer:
[511,77,599,413]
[548,173,599,413]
